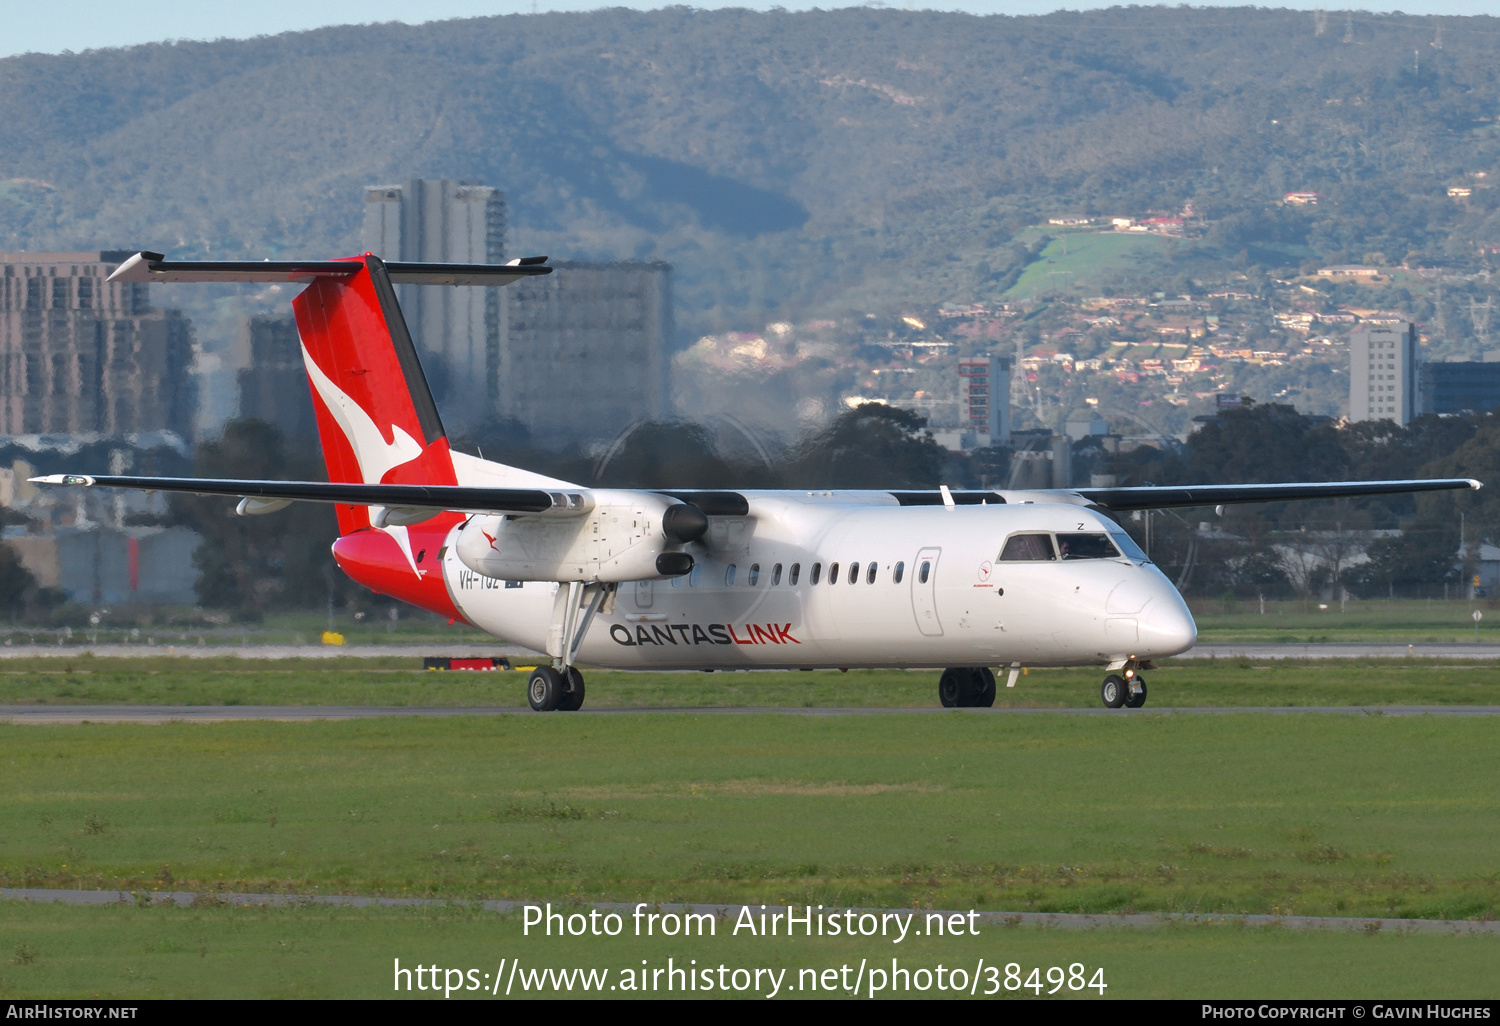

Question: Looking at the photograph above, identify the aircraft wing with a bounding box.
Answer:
[28,474,592,518]
[1071,478,1481,512]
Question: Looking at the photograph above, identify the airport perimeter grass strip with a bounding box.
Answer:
[4,888,1497,936]
[0,658,1499,708]
[5,704,1500,723]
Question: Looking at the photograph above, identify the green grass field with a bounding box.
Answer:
[1005,231,1165,299]
[1191,598,1500,644]
[3,902,1496,999]
[1,655,1498,708]
[3,714,1497,920]
[0,610,492,649]
[3,657,1498,999]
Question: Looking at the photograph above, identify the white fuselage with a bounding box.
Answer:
[439,493,1196,669]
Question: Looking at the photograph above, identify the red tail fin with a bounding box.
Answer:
[291,255,458,535]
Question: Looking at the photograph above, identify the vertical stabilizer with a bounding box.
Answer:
[292,255,459,534]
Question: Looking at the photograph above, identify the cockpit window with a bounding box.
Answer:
[1000,533,1056,561]
[1108,530,1150,562]
[1056,533,1123,560]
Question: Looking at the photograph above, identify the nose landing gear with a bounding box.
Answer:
[1101,662,1150,708]
[938,666,997,708]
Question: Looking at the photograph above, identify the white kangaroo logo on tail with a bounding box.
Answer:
[301,344,423,484]
[301,343,427,578]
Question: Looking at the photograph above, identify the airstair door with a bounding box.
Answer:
[911,547,943,637]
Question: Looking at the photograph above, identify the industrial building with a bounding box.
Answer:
[1,452,199,606]
[6,525,200,606]
[0,251,196,440]
[1348,322,1418,425]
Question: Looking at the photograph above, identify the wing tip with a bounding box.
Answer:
[29,474,92,485]
[1469,478,1484,491]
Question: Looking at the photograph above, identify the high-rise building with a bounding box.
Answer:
[236,314,318,445]
[1349,323,1418,425]
[361,180,507,432]
[499,262,671,446]
[0,251,196,439]
[958,356,1011,445]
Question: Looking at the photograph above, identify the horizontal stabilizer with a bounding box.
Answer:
[1074,478,1480,512]
[30,474,591,518]
[106,252,552,285]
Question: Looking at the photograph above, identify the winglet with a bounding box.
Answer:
[105,252,164,283]
[1470,479,1484,490]
[29,474,93,486]
[939,484,955,509]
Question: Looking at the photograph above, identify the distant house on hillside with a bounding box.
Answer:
[1317,265,1380,279]
[1138,217,1184,235]
[1284,191,1320,205]
[1048,216,1092,226]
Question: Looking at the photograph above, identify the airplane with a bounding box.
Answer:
[32,251,1480,711]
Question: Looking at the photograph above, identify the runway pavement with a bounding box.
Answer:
[4,703,1500,723]
[2,887,1494,935]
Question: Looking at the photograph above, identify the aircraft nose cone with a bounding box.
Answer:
[1138,587,1197,656]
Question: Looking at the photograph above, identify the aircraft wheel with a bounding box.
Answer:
[528,666,564,711]
[1101,674,1127,709]
[938,667,974,707]
[1124,676,1147,709]
[975,667,997,708]
[558,667,586,711]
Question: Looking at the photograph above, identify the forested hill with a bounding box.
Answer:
[4,6,1500,335]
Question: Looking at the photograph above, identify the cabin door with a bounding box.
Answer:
[911,547,943,637]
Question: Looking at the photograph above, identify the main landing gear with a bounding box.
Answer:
[1101,665,1148,709]
[528,665,586,712]
[529,581,612,712]
[938,667,997,708]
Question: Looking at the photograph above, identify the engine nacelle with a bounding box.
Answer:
[453,489,701,583]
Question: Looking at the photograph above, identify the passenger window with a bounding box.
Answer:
[749,563,760,586]
[810,562,822,585]
[1055,533,1122,560]
[789,563,801,586]
[893,561,904,584]
[725,564,737,587]
[829,562,840,584]
[690,565,701,587]
[772,563,783,586]
[867,563,877,585]
[848,561,860,585]
[1000,534,1057,562]
[671,575,681,588]
[919,561,931,584]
